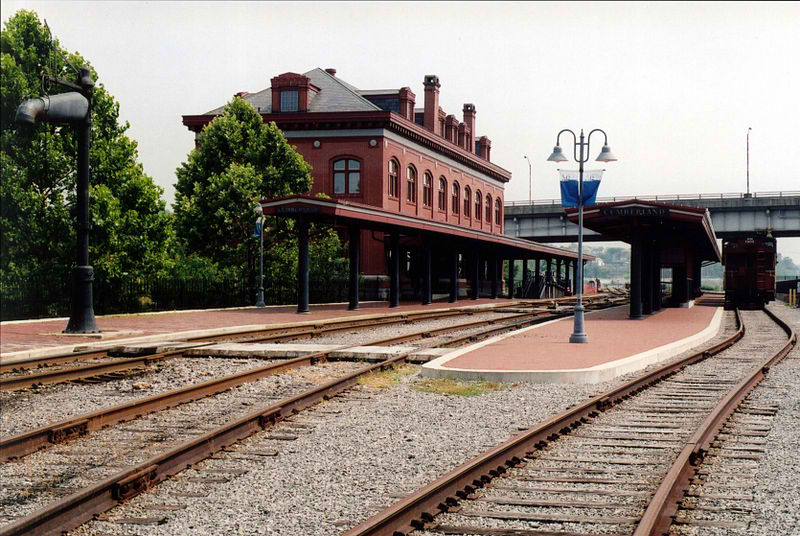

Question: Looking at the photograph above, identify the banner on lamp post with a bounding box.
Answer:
[559,169,603,207]
[253,217,263,237]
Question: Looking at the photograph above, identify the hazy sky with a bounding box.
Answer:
[3,1,799,261]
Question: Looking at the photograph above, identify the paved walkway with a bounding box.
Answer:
[422,303,721,384]
[0,298,514,358]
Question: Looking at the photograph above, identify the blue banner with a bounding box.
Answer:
[559,170,603,207]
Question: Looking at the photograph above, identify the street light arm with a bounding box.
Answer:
[587,128,608,145]
[555,129,578,162]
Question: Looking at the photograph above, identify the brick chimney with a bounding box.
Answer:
[445,115,458,144]
[325,68,337,76]
[399,87,416,121]
[477,136,491,162]
[457,122,468,150]
[423,75,441,135]
[462,103,476,153]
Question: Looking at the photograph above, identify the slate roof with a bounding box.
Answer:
[203,68,382,115]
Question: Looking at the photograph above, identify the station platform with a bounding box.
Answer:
[421,302,722,384]
[0,298,515,360]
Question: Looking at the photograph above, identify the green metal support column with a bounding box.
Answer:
[297,220,310,314]
[389,233,400,308]
[348,226,360,311]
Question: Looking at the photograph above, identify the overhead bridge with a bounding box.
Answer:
[505,191,800,242]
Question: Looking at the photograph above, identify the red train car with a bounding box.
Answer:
[723,236,776,309]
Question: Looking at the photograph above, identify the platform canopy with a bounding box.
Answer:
[263,195,594,262]
[567,199,720,319]
[566,199,720,263]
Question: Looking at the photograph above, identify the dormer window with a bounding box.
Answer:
[280,90,299,112]
[271,73,316,113]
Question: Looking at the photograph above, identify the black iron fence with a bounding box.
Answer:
[0,274,375,321]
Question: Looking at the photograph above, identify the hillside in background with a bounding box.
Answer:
[557,244,800,286]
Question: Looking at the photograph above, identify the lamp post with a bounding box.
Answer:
[524,155,532,205]
[16,66,98,333]
[746,127,752,197]
[547,128,617,343]
[253,204,266,308]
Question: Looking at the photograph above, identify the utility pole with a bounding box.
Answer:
[746,127,752,196]
[524,155,532,205]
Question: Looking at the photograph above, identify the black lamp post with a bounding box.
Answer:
[16,66,99,333]
[253,204,266,308]
[547,128,617,343]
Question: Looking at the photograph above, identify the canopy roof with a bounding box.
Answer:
[262,195,593,262]
[565,199,721,262]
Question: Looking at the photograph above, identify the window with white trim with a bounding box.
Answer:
[332,158,361,195]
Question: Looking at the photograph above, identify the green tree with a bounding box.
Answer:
[777,253,800,278]
[1,10,173,294]
[173,97,315,282]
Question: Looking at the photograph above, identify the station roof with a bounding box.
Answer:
[565,199,721,262]
[261,195,594,262]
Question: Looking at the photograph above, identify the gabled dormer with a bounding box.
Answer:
[270,72,319,112]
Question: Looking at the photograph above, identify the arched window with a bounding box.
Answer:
[485,194,492,222]
[388,159,399,198]
[438,177,447,210]
[406,166,417,203]
[475,190,482,221]
[452,181,460,214]
[332,158,361,195]
[463,186,471,218]
[423,172,433,207]
[495,198,502,226]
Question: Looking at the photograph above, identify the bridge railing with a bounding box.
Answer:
[505,190,800,207]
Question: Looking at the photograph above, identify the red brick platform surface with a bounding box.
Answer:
[441,304,718,372]
[0,299,509,356]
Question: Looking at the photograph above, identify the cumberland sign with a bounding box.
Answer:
[599,206,669,217]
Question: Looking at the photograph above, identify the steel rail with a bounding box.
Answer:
[0,304,614,536]
[0,307,482,373]
[0,354,173,391]
[0,296,609,388]
[341,307,746,536]
[633,307,796,536]
[0,307,573,462]
[0,348,110,374]
[1,295,603,374]
[0,305,520,390]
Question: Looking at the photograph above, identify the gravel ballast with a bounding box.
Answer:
[66,309,746,535]
[668,303,800,536]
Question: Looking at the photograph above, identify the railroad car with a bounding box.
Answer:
[723,236,776,309]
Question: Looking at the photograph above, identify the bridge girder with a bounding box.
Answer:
[506,194,800,243]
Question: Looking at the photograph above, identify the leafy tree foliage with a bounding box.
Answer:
[777,253,800,278]
[1,10,173,289]
[174,97,317,281]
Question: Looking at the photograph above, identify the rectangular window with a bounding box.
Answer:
[348,172,360,194]
[280,90,299,112]
[334,172,346,194]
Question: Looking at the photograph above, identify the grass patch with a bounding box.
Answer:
[358,364,417,389]
[412,377,507,397]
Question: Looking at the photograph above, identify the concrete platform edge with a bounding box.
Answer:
[421,307,723,384]
[0,301,521,364]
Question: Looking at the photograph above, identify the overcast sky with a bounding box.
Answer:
[3,1,799,261]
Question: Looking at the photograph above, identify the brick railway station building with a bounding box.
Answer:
[183,68,588,311]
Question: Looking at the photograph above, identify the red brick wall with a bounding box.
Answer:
[288,133,505,276]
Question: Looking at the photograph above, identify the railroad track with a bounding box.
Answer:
[0,297,626,535]
[0,295,613,390]
[342,307,795,536]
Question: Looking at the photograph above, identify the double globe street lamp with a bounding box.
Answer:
[547,129,617,343]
